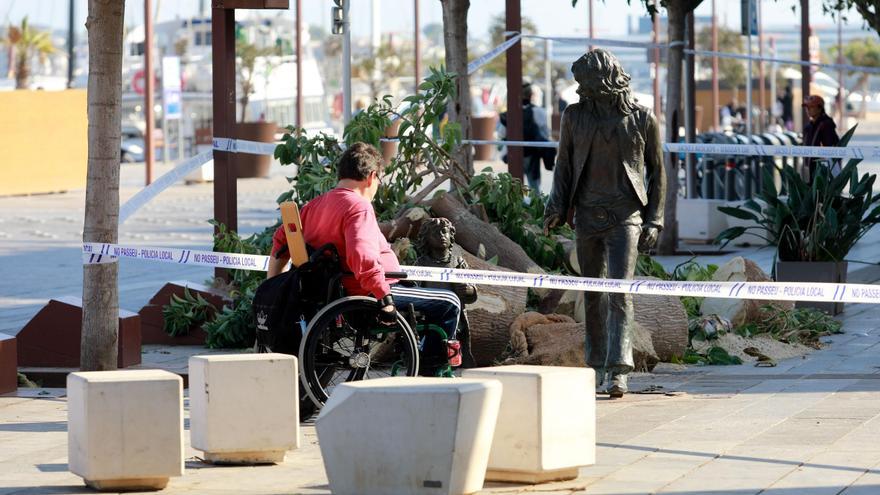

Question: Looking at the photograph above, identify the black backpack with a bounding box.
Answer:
[252,244,344,355]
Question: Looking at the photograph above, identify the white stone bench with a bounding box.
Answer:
[316,376,502,495]
[67,369,183,491]
[462,365,595,483]
[189,353,299,464]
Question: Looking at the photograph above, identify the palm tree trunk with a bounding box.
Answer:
[657,2,686,255]
[81,0,126,371]
[441,0,473,178]
[15,51,28,89]
[859,75,869,119]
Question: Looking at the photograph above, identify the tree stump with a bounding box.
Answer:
[632,277,688,363]
[507,312,659,372]
[700,256,795,326]
[542,277,688,363]
[460,250,528,367]
[430,192,545,276]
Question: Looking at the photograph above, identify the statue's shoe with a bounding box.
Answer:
[592,367,606,392]
[608,373,628,399]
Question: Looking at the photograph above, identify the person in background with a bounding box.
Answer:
[500,83,556,193]
[781,85,794,131]
[802,94,840,183]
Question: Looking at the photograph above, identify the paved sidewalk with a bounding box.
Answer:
[2,303,879,495]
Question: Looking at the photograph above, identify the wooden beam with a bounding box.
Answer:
[212,7,237,279]
[212,0,289,9]
[505,0,523,181]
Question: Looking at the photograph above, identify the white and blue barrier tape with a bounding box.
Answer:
[83,242,880,304]
[508,32,880,76]
[119,151,213,224]
[212,137,880,162]
[662,142,880,160]
[212,137,277,156]
[468,34,523,75]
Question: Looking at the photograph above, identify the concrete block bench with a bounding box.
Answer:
[462,365,595,483]
[67,370,183,491]
[189,353,299,464]
[316,377,502,495]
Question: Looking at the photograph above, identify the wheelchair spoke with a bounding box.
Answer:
[301,296,420,410]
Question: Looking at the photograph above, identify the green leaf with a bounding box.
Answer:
[718,206,759,221]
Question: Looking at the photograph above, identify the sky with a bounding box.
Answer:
[0,0,871,41]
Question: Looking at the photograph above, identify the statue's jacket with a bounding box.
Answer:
[545,101,667,233]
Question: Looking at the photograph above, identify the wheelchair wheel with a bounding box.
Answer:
[299,296,419,409]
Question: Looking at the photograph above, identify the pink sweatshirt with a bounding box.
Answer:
[272,188,400,297]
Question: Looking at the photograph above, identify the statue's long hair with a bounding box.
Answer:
[416,217,456,256]
[571,49,638,116]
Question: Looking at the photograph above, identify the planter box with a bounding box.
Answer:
[776,261,847,315]
[676,198,728,243]
[472,114,498,161]
[234,122,276,178]
[17,296,141,368]
[723,199,770,246]
[138,281,231,346]
[0,333,16,395]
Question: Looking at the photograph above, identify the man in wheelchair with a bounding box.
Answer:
[266,143,463,380]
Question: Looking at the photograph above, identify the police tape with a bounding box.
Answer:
[381,137,880,160]
[119,151,214,224]
[82,242,880,304]
[212,137,277,156]
[662,142,880,160]
[505,32,880,76]
[468,34,522,75]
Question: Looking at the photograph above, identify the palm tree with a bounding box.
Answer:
[2,17,56,89]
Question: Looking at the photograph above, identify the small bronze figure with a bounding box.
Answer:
[543,48,667,397]
[414,218,478,367]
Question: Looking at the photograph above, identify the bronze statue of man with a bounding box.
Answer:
[543,48,666,398]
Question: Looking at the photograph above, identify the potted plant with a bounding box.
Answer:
[716,126,880,314]
[235,38,279,178]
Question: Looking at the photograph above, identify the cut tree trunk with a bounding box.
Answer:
[441,0,473,178]
[378,206,430,242]
[460,249,527,366]
[507,312,660,372]
[430,191,545,276]
[632,283,688,363]
[81,0,126,371]
[547,277,689,363]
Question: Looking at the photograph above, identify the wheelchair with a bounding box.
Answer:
[257,243,461,416]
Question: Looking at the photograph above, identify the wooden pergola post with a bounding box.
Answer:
[505,0,523,180]
[211,0,288,279]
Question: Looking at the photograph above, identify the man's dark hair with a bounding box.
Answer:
[522,82,533,104]
[337,142,384,181]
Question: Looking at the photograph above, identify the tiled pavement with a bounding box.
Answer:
[3,160,880,493]
[1,303,879,494]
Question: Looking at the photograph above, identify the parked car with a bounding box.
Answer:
[121,126,144,163]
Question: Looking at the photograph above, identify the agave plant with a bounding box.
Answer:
[717,126,880,262]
